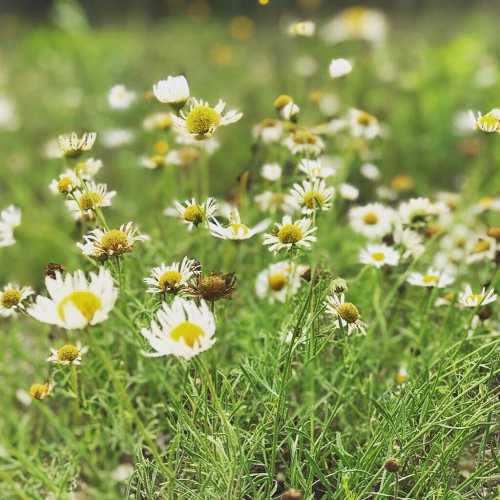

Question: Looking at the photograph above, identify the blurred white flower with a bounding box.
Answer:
[108,84,136,110]
[329,58,353,78]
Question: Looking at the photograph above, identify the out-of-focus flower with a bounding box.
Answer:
[359,243,400,268]
[406,268,455,288]
[459,285,497,308]
[108,84,136,110]
[58,132,96,158]
[329,58,353,78]
[153,75,190,106]
[260,163,282,181]
[288,21,316,37]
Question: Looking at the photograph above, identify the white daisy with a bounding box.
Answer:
[65,182,116,220]
[393,224,425,259]
[47,342,88,365]
[172,98,242,140]
[349,202,394,239]
[281,101,300,120]
[349,109,381,139]
[466,236,497,264]
[263,215,317,254]
[298,158,337,179]
[164,197,217,231]
[108,84,136,110]
[472,196,500,214]
[153,75,190,106]
[49,169,80,195]
[329,58,353,78]
[78,222,149,260]
[144,257,201,295]
[469,109,500,133]
[255,261,304,303]
[209,209,270,240]
[359,244,400,268]
[141,298,216,359]
[29,268,118,330]
[360,162,381,180]
[58,131,96,157]
[0,284,33,317]
[459,285,497,308]
[74,157,103,178]
[260,163,282,181]
[252,118,283,143]
[101,129,135,149]
[283,129,325,157]
[339,183,359,201]
[325,293,366,335]
[287,178,335,214]
[398,197,448,227]
[0,205,21,248]
[406,268,455,288]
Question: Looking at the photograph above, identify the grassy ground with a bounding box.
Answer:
[0,5,499,499]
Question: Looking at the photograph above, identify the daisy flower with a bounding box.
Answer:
[49,169,80,195]
[406,268,455,288]
[101,129,135,149]
[209,209,270,240]
[164,198,217,231]
[260,163,282,181]
[298,158,337,179]
[74,157,103,178]
[172,98,242,140]
[393,224,425,259]
[141,298,216,359]
[153,75,190,106]
[108,84,136,110]
[263,215,317,254]
[283,129,325,157]
[459,285,497,308]
[339,183,359,201]
[326,293,366,335]
[30,382,53,400]
[29,268,118,330]
[360,162,381,181]
[288,20,316,37]
[0,284,33,317]
[185,272,236,302]
[348,109,381,139]
[65,182,116,220]
[78,222,149,260]
[359,244,400,268]
[398,197,448,228]
[349,202,394,239]
[48,342,88,365]
[0,205,21,248]
[466,236,496,264]
[472,196,500,214]
[469,109,500,133]
[144,257,201,295]
[287,178,335,214]
[252,118,283,143]
[329,58,353,78]
[255,261,304,303]
[281,101,300,120]
[58,132,96,158]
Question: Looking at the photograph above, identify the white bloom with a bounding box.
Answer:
[407,268,455,288]
[283,129,325,157]
[164,197,217,231]
[143,112,173,131]
[349,109,381,139]
[29,268,118,330]
[153,75,190,105]
[144,257,201,294]
[0,95,19,130]
[458,285,497,308]
[263,215,317,254]
[65,182,116,221]
[298,158,337,179]
[339,183,359,201]
[393,224,425,259]
[329,58,353,78]
[252,119,283,144]
[0,205,21,248]
[281,101,300,120]
[255,261,304,303]
[101,129,135,148]
[0,284,33,317]
[287,178,335,214]
[47,342,88,365]
[469,109,500,133]
[472,196,500,214]
[75,157,103,178]
[466,236,497,264]
[349,203,394,239]
[108,84,136,110]
[141,298,216,359]
[260,163,282,181]
[58,132,96,157]
[359,244,400,268]
[172,98,242,140]
[288,20,316,37]
[293,55,319,77]
[360,162,380,180]
[325,293,366,335]
[209,209,270,240]
[398,197,448,227]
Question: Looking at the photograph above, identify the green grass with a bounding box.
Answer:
[0,5,499,499]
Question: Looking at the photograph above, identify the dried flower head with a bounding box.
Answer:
[186,272,237,301]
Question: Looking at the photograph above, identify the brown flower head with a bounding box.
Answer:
[45,263,65,280]
[187,272,237,301]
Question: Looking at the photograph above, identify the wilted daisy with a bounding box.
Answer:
[283,129,325,157]
[29,268,118,330]
[48,342,88,365]
[349,203,394,239]
[469,109,500,133]
[459,285,497,308]
[407,268,455,288]
[329,58,353,78]
[186,272,236,302]
[78,222,148,260]
[349,109,381,139]
[58,132,96,158]
[255,261,304,303]
[141,298,215,359]
[209,209,270,240]
[172,98,242,140]
[153,75,190,106]
[65,182,116,220]
[30,382,53,400]
[165,197,217,231]
[0,284,33,317]
[252,118,283,143]
[263,215,317,254]
[288,20,316,37]
[144,257,201,295]
[108,84,136,110]
[287,178,335,214]
[359,244,400,268]
[49,169,80,195]
[298,158,337,179]
[260,163,282,181]
[326,293,366,335]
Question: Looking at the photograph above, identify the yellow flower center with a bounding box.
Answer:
[30,383,50,400]
[268,273,287,291]
[273,94,293,110]
[58,291,102,322]
[1,289,21,308]
[303,191,325,209]
[170,321,204,348]
[186,105,221,137]
[277,223,303,244]
[229,223,250,237]
[472,240,491,254]
[100,229,130,254]
[57,177,73,193]
[57,344,80,362]
[356,111,375,126]
[337,302,360,323]
[344,7,366,30]
[391,175,414,191]
[159,270,182,290]
[362,211,379,225]
[293,130,317,145]
[150,155,167,168]
[183,205,204,225]
[422,274,438,284]
[479,196,493,207]
[79,192,103,211]
[154,140,169,154]
[371,252,385,262]
[478,114,499,131]
[467,293,484,304]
